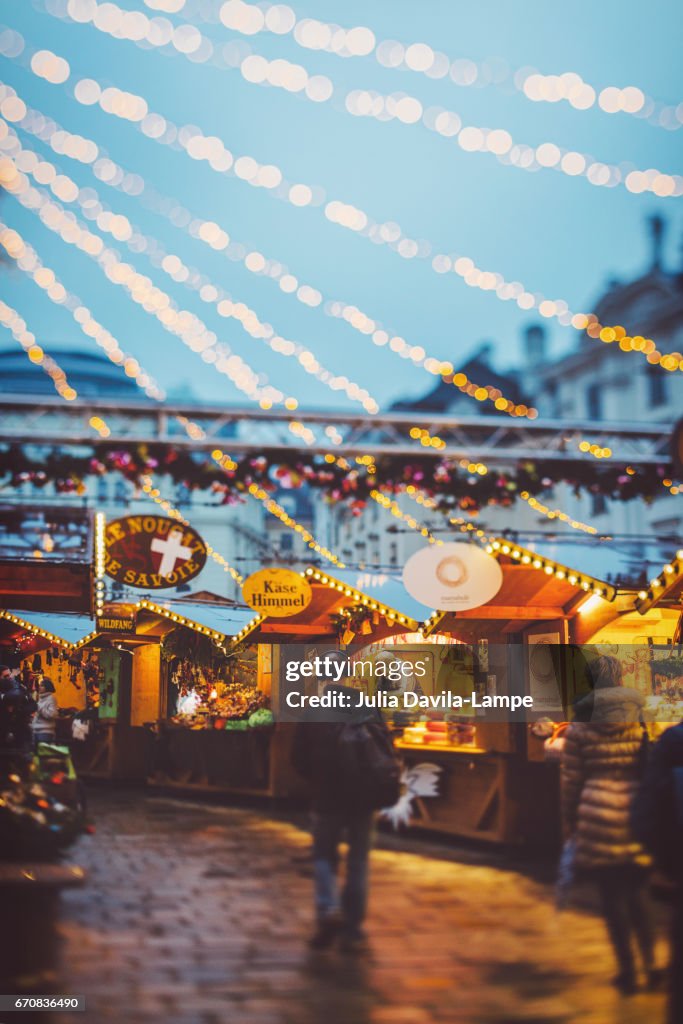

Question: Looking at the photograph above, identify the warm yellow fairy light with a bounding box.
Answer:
[486,539,615,600]
[0,222,164,400]
[370,490,443,546]
[0,300,78,401]
[246,482,346,567]
[140,474,243,583]
[519,490,597,535]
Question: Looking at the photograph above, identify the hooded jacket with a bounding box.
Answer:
[291,683,387,813]
[561,686,650,870]
[32,691,59,737]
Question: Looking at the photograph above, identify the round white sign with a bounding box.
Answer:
[402,542,504,611]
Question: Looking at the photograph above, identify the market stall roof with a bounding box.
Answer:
[0,609,96,649]
[235,567,423,643]
[136,598,257,642]
[501,536,681,592]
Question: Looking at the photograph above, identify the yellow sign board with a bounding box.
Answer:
[242,568,313,618]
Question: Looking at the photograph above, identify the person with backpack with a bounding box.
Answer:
[632,720,683,1024]
[291,650,401,952]
[560,655,659,995]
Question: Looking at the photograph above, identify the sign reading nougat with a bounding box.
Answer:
[104,514,207,589]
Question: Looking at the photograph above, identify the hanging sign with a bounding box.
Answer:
[242,568,312,617]
[96,602,137,633]
[403,542,503,611]
[104,515,207,590]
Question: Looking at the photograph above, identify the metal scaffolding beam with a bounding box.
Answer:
[0,395,672,466]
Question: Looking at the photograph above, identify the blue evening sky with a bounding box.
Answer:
[1,0,681,412]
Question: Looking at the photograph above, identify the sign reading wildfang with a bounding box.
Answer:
[104,514,207,590]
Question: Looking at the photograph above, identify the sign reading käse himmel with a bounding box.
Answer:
[242,568,312,617]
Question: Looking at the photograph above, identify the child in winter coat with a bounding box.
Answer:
[561,655,659,995]
[31,677,59,746]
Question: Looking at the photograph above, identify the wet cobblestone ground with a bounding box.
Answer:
[33,789,671,1024]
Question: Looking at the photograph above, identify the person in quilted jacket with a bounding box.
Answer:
[561,654,660,995]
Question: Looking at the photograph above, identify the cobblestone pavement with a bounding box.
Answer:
[33,789,671,1024]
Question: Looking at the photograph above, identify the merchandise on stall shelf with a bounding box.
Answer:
[400,719,477,747]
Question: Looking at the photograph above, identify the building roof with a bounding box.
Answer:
[0,348,148,399]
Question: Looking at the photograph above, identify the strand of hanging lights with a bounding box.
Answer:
[36,1,683,197]
[0,298,78,400]
[0,124,379,413]
[2,70,680,375]
[0,222,166,400]
[140,474,244,583]
[211,0,683,133]
[0,146,295,410]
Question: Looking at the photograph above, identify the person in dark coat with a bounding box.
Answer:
[0,665,36,751]
[632,721,683,1023]
[291,655,390,952]
[561,655,658,994]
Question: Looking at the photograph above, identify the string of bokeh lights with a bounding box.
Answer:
[1,58,681,374]
[0,298,78,401]
[37,0,683,195]
[0,143,297,410]
[0,223,166,401]
[57,0,682,135]
[140,474,244,583]
[0,122,378,412]
[212,0,683,133]
[0,88,540,415]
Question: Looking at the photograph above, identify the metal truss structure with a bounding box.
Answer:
[0,395,672,467]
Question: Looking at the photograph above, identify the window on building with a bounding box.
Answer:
[586,384,602,420]
[279,533,293,552]
[389,542,398,567]
[96,476,108,503]
[114,479,128,505]
[647,367,667,407]
[591,493,607,516]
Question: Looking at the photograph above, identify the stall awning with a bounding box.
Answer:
[136,598,257,642]
[0,609,96,649]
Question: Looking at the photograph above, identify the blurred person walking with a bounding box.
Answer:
[32,677,59,746]
[561,655,658,995]
[0,664,36,751]
[292,651,400,952]
[632,720,683,1023]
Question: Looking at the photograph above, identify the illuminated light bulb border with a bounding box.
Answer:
[519,490,597,535]
[93,509,106,616]
[634,550,683,615]
[0,299,78,401]
[140,474,244,583]
[485,539,616,601]
[137,598,230,644]
[4,84,678,380]
[0,609,77,649]
[302,566,419,630]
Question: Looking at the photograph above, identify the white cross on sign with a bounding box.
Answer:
[151,529,193,576]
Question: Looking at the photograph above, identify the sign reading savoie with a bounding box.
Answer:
[104,514,207,589]
[242,567,312,617]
